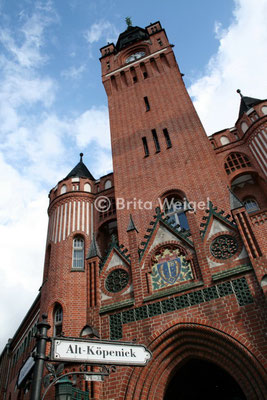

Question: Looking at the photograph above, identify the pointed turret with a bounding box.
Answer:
[236,89,263,118]
[87,234,101,259]
[65,153,95,181]
[127,214,139,233]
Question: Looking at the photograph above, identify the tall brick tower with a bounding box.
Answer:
[40,154,96,337]
[100,21,229,242]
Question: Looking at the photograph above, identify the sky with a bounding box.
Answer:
[0,0,267,351]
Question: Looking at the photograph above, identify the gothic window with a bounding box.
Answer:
[53,304,63,336]
[72,236,84,269]
[220,135,230,145]
[104,180,112,189]
[224,152,251,175]
[163,195,189,231]
[84,182,91,192]
[244,198,260,213]
[60,184,67,194]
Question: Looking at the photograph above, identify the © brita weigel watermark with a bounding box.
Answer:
[94,196,210,213]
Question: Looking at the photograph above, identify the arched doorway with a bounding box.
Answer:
[123,323,267,400]
[164,358,246,400]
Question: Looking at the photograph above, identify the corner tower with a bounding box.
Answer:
[40,154,96,337]
[100,21,229,242]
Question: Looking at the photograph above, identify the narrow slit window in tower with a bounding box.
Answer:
[144,96,150,111]
[163,128,172,148]
[152,129,160,152]
[142,137,149,157]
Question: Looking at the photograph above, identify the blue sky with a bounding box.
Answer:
[1,0,267,350]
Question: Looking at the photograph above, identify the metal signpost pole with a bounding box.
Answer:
[30,314,51,400]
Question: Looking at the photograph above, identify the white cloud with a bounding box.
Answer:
[61,64,86,80]
[0,5,115,351]
[0,154,47,350]
[189,0,267,135]
[73,106,111,149]
[84,20,119,44]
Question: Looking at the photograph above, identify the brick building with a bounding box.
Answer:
[0,20,267,400]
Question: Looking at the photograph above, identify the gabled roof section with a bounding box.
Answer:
[99,235,130,271]
[237,89,264,118]
[138,207,193,260]
[65,153,95,181]
[116,25,149,51]
[200,201,236,240]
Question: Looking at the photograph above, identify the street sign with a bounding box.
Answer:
[84,374,104,382]
[51,337,152,366]
[17,355,35,387]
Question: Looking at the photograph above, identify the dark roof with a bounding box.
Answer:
[116,25,149,51]
[237,89,263,118]
[229,187,244,210]
[127,214,138,233]
[86,234,101,259]
[65,153,95,181]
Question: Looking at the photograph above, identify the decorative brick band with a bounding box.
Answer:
[109,277,253,340]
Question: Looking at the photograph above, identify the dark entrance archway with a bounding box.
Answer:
[164,358,246,400]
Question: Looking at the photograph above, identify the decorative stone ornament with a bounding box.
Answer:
[105,268,130,293]
[210,235,239,260]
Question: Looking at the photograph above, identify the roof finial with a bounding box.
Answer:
[80,152,84,162]
[125,17,132,27]
[236,89,243,98]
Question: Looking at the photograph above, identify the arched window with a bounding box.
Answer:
[104,180,112,189]
[244,198,260,213]
[84,182,91,192]
[224,153,251,175]
[53,304,63,336]
[241,121,248,133]
[220,135,230,145]
[162,195,189,231]
[72,237,84,269]
[60,184,67,194]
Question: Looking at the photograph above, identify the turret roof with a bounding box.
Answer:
[116,25,149,51]
[65,153,95,181]
[237,89,264,118]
